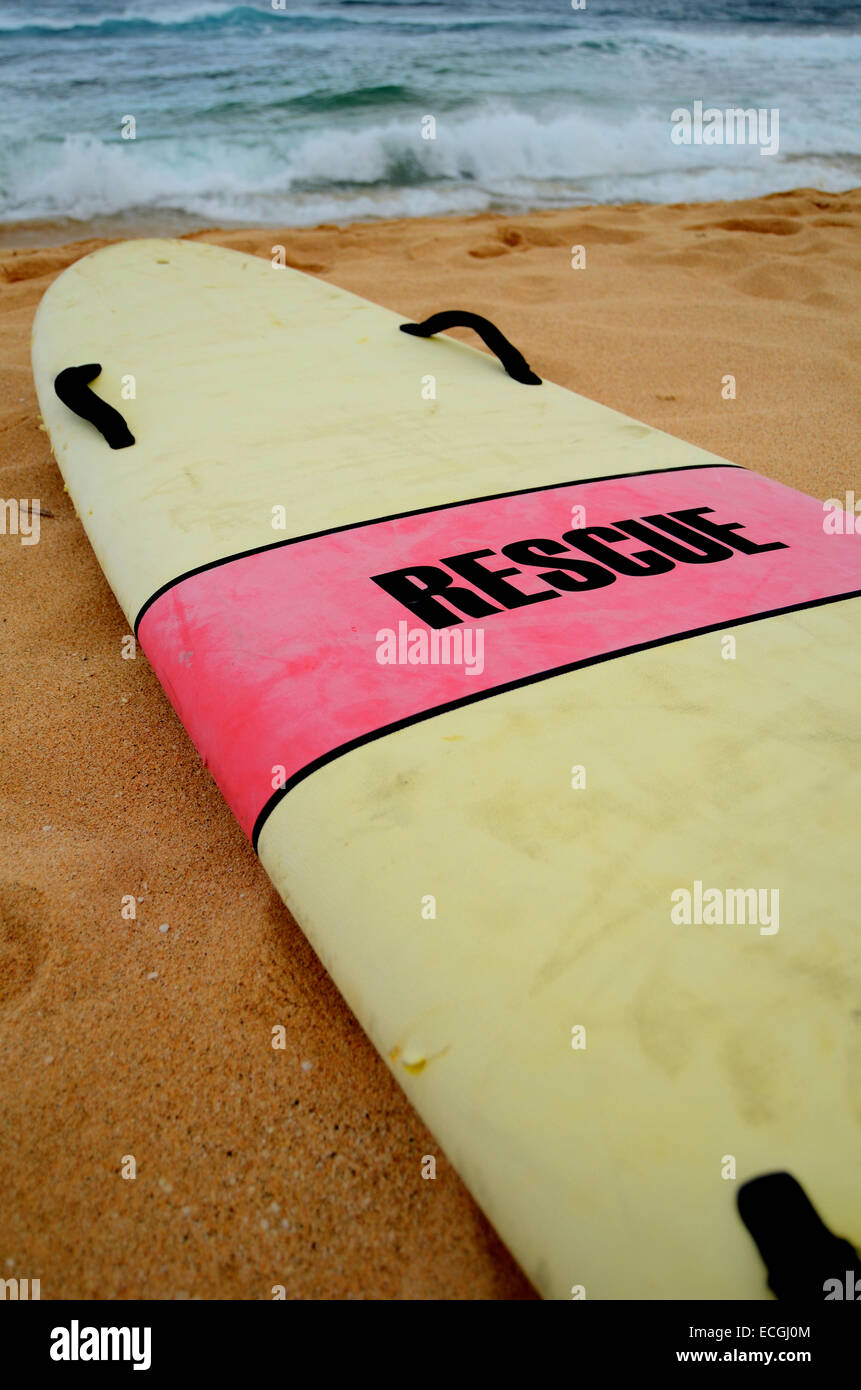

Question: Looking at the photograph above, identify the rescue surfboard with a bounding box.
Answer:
[32,238,861,1300]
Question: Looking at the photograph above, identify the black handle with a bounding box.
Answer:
[54,364,135,449]
[399,310,541,385]
[738,1171,861,1300]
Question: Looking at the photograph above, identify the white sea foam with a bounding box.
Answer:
[0,2,247,31]
[3,101,858,229]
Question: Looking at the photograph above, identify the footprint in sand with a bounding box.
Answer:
[733,261,826,302]
[468,221,645,258]
[690,216,801,237]
[468,226,531,257]
[0,883,48,1005]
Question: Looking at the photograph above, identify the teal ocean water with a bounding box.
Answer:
[1,0,858,236]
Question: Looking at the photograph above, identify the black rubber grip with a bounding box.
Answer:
[738,1171,861,1300]
[54,364,135,449]
[399,310,542,385]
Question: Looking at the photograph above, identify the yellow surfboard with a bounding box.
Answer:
[32,238,861,1300]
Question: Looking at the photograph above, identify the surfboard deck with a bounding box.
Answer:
[32,238,861,1299]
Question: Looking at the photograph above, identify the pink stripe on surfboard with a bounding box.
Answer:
[137,465,861,842]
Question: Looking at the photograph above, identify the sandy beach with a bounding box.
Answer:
[1,187,860,1300]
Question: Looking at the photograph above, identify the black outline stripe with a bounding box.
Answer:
[133,462,744,633]
[250,587,861,850]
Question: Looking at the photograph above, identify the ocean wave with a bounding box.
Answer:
[0,5,271,37]
[2,113,857,228]
[0,3,566,39]
[284,84,424,115]
[3,3,859,53]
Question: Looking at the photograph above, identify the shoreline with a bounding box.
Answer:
[1,186,860,1299]
[2,182,859,251]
